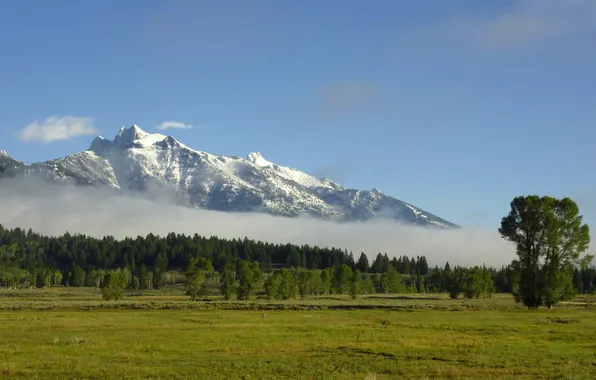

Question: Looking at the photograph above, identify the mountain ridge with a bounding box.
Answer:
[0,125,459,228]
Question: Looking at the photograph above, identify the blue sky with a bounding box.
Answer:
[1,0,595,229]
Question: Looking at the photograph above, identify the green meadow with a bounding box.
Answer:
[1,289,595,379]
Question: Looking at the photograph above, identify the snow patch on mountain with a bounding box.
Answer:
[247,152,272,168]
[0,125,459,228]
[405,204,421,217]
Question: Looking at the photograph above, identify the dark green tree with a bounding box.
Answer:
[139,264,149,290]
[445,268,464,299]
[153,252,168,289]
[499,196,592,308]
[417,256,429,275]
[356,252,370,273]
[70,265,86,287]
[416,272,425,293]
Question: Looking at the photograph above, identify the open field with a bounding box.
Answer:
[1,289,596,379]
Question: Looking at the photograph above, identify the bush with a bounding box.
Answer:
[100,269,128,301]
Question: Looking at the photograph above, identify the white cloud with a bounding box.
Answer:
[450,0,596,51]
[155,121,193,130]
[18,116,99,143]
[0,177,522,268]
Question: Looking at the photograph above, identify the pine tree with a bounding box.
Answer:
[356,252,370,273]
[416,272,425,293]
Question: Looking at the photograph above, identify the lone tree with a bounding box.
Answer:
[499,195,592,308]
[100,268,128,301]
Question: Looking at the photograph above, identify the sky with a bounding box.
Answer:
[0,0,595,230]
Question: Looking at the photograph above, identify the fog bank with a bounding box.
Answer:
[0,177,517,267]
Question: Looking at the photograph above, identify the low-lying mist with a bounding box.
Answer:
[0,177,519,267]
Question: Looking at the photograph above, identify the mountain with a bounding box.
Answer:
[0,125,459,228]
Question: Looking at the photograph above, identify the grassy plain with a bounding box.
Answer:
[1,288,595,379]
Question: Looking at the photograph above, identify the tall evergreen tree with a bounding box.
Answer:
[356,252,370,273]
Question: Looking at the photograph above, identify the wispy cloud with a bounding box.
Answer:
[138,0,277,61]
[18,116,99,143]
[451,0,596,51]
[155,121,193,131]
[312,82,384,120]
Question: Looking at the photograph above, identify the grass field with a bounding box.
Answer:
[1,289,595,379]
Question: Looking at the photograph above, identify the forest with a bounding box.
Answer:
[1,223,595,299]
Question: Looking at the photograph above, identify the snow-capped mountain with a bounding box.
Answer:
[0,125,459,228]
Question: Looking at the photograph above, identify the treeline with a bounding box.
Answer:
[1,224,595,296]
[97,259,498,302]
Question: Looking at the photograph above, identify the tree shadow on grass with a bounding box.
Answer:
[364,295,444,301]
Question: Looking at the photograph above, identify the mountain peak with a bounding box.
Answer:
[116,124,149,142]
[247,151,263,160]
[87,125,169,153]
[111,124,168,149]
[247,152,272,167]
[88,136,112,154]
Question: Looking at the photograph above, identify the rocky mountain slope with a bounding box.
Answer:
[0,125,459,228]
